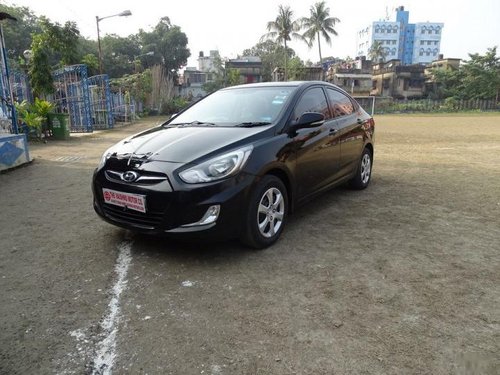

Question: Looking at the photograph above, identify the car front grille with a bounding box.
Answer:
[105,170,168,185]
[102,204,164,229]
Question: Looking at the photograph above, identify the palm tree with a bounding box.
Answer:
[301,1,340,65]
[261,5,304,81]
[369,41,388,95]
[368,41,387,64]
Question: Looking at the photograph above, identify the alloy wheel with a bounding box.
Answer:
[257,187,285,238]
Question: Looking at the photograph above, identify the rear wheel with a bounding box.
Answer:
[241,175,288,249]
[349,147,372,189]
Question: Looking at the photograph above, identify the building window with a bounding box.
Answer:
[427,41,431,45]
[420,52,424,56]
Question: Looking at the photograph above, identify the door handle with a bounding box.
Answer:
[329,128,338,135]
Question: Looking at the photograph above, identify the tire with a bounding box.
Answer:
[349,147,372,190]
[241,175,288,249]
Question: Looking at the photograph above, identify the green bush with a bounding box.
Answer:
[160,97,189,115]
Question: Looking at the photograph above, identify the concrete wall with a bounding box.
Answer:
[0,134,31,172]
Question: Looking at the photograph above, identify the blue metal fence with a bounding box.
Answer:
[88,74,114,130]
[52,64,93,132]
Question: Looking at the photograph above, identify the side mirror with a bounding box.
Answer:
[289,112,325,133]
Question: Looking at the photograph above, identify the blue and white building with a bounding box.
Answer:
[356,6,444,65]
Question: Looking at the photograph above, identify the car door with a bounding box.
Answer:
[326,88,365,178]
[291,87,342,201]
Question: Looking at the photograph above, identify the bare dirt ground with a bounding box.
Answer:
[0,114,499,374]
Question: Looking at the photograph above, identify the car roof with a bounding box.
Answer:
[222,81,336,90]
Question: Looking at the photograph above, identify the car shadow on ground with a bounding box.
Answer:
[123,181,375,264]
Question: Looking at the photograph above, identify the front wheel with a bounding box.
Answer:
[349,147,372,190]
[241,175,288,249]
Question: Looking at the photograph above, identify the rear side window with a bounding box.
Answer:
[326,89,355,118]
[292,87,331,121]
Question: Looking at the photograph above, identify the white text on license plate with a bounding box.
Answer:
[102,188,146,213]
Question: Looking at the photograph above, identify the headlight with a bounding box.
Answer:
[97,149,112,170]
[179,146,253,183]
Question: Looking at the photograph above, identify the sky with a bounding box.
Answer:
[4,0,500,68]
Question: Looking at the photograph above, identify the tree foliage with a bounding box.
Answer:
[0,4,40,65]
[139,17,190,73]
[29,17,80,97]
[287,57,307,80]
[368,41,387,64]
[460,47,500,100]
[261,5,305,80]
[242,40,295,82]
[101,34,140,78]
[300,1,340,63]
[202,54,226,93]
[110,69,152,105]
[431,47,500,100]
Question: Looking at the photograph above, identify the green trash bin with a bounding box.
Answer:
[48,113,70,140]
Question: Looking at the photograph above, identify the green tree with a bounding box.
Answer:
[242,40,295,81]
[300,1,340,64]
[110,69,152,106]
[0,4,40,64]
[29,17,81,97]
[429,67,463,99]
[261,5,304,80]
[460,47,500,100]
[287,56,306,80]
[139,17,190,73]
[100,34,140,78]
[368,41,387,64]
[36,17,80,66]
[226,68,241,87]
[81,54,99,76]
[431,47,499,100]
[369,41,388,96]
[202,54,226,93]
[29,34,53,97]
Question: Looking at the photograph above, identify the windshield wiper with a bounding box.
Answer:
[234,121,272,128]
[166,120,216,127]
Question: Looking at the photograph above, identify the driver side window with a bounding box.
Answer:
[292,88,331,122]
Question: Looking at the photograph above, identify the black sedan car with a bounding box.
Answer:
[92,81,374,248]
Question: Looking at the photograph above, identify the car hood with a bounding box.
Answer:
[108,125,271,163]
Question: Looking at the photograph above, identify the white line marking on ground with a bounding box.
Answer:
[92,241,133,375]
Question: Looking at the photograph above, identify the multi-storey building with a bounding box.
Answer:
[225,57,263,84]
[356,6,444,65]
[180,50,221,98]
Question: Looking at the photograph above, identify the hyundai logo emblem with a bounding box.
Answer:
[122,171,139,182]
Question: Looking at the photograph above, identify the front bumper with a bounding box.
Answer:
[92,167,255,238]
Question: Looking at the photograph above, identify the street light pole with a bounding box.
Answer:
[95,10,132,75]
[96,16,103,75]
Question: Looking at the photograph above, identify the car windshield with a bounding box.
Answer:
[169,86,295,127]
